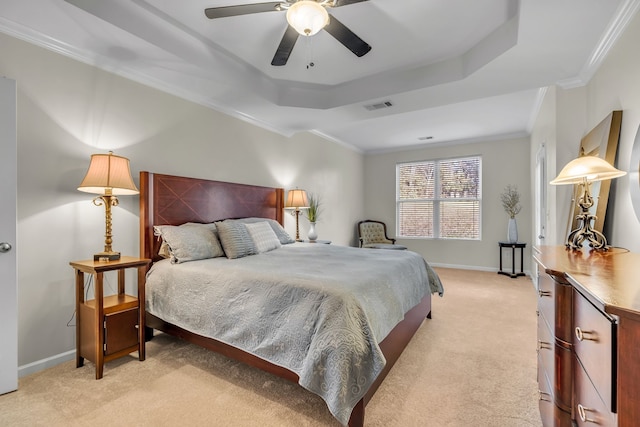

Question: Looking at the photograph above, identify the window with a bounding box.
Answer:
[397,156,481,239]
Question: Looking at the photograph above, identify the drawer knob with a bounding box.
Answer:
[536,341,551,353]
[538,289,552,297]
[575,327,597,342]
[538,390,552,402]
[577,404,596,423]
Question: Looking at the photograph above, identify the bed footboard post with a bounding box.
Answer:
[348,400,364,427]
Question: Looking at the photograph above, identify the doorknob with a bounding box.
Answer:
[0,242,12,253]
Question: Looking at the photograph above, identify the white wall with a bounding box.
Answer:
[364,137,532,272]
[533,11,640,251]
[0,32,364,369]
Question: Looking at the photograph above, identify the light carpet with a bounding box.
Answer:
[0,268,542,426]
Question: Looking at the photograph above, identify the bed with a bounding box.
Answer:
[139,171,443,426]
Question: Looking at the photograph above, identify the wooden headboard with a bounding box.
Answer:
[139,172,284,262]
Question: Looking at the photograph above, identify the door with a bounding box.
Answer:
[533,144,546,284]
[0,77,17,394]
[535,144,547,247]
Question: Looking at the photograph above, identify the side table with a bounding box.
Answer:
[498,242,526,278]
[69,256,150,379]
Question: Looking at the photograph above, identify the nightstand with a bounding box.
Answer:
[69,256,151,379]
[304,239,331,244]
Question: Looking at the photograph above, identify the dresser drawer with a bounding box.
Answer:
[573,288,616,411]
[537,312,553,378]
[574,356,616,427]
[537,359,554,427]
[537,273,555,331]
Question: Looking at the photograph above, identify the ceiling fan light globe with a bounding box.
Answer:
[286,1,329,36]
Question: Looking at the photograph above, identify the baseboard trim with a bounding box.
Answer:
[18,349,75,378]
[430,262,532,278]
[429,262,495,272]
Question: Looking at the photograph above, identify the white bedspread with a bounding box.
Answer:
[145,243,443,425]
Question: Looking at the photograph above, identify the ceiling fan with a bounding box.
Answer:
[204,0,371,66]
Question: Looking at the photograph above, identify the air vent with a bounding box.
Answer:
[364,100,393,111]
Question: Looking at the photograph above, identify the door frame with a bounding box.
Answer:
[0,77,17,395]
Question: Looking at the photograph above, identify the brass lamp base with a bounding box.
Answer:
[566,211,609,251]
[566,181,608,251]
[94,251,121,262]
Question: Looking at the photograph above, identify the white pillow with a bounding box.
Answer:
[245,221,282,253]
[236,217,295,244]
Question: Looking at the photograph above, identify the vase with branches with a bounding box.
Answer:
[501,185,522,218]
[501,185,521,243]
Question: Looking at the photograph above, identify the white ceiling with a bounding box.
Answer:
[1,0,638,152]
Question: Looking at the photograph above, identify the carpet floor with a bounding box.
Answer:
[0,268,542,426]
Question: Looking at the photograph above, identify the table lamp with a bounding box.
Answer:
[78,151,139,261]
[285,188,309,241]
[550,155,626,251]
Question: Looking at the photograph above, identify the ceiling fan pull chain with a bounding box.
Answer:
[306,36,315,69]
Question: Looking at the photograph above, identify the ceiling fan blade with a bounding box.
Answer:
[324,15,371,57]
[205,2,283,19]
[271,25,299,66]
[332,0,369,7]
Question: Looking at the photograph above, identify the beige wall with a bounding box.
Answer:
[532,11,640,252]
[364,137,532,271]
[0,32,364,369]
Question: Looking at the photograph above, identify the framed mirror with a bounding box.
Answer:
[566,111,622,238]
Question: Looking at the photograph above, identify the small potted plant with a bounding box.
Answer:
[501,185,522,243]
[305,193,321,241]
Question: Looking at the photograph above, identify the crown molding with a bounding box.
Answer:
[557,0,640,89]
[0,16,295,139]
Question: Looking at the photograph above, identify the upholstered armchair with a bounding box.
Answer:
[358,220,406,249]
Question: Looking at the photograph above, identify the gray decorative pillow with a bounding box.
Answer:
[245,221,282,253]
[153,223,224,263]
[215,220,258,259]
[236,217,295,244]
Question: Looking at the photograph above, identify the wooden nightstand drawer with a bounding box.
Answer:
[574,356,616,427]
[573,288,615,411]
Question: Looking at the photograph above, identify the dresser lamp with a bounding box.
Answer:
[77,151,139,261]
[550,155,626,251]
[285,188,309,242]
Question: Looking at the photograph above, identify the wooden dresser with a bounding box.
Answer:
[533,246,640,427]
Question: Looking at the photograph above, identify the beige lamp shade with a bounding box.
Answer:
[285,189,309,208]
[550,155,626,185]
[78,151,139,196]
[286,1,329,36]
